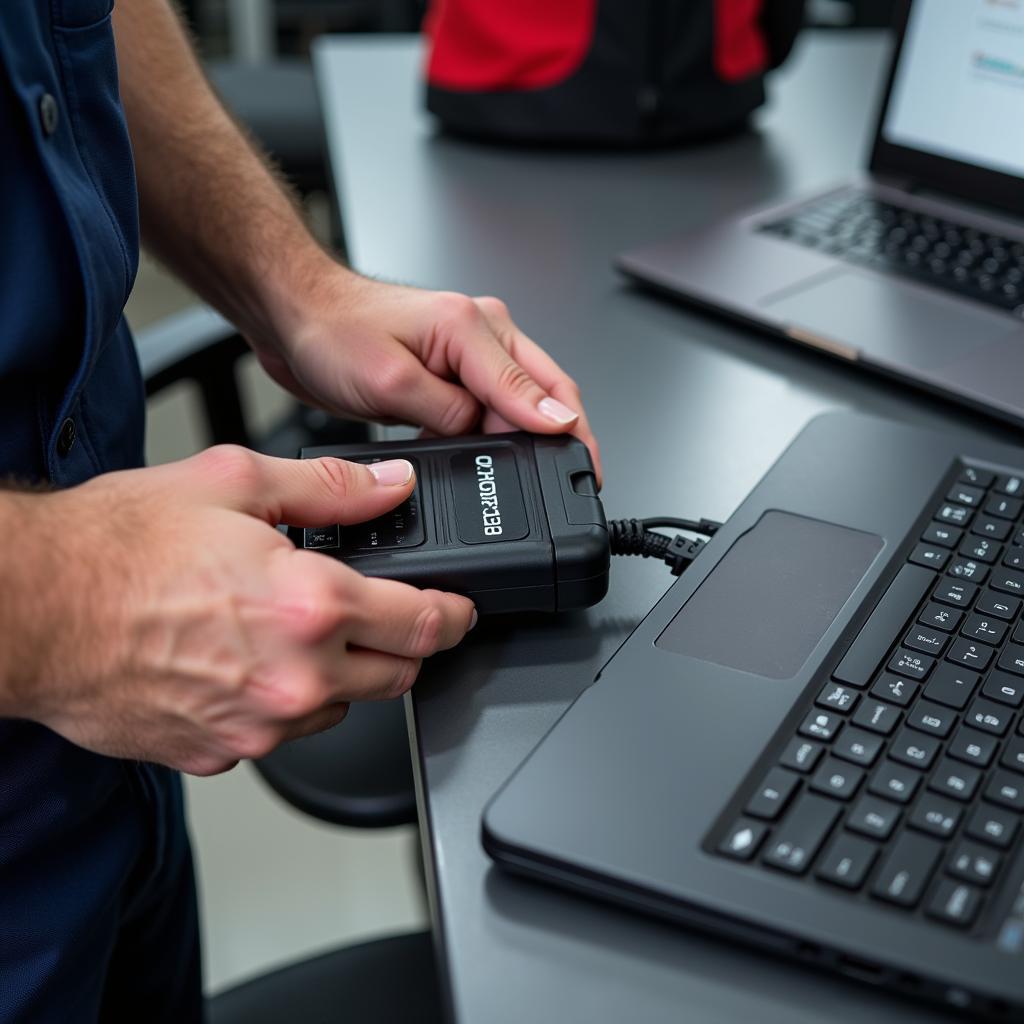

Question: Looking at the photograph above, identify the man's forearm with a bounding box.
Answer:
[112,0,342,352]
[0,491,68,718]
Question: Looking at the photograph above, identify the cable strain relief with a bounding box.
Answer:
[608,518,648,557]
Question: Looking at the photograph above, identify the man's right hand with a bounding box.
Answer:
[5,447,475,775]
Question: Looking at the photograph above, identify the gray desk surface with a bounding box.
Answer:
[314,32,1011,1024]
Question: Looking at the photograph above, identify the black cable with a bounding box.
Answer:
[607,518,711,576]
[641,516,722,537]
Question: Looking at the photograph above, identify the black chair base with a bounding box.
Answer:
[208,931,444,1024]
[255,697,417,828]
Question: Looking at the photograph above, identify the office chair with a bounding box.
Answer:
[206,58,327,197]
[207,931,443,1024]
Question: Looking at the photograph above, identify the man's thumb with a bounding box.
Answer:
[197,446,415,527]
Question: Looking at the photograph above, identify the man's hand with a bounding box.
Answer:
[252,270,603,483]
[2,449,475,776]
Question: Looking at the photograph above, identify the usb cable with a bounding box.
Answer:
[608,517,722,576]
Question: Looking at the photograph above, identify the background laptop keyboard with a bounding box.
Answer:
[758,191,1024,317]
[715,464,1024,937]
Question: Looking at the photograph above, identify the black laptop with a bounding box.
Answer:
[484,411,1024,1018]
[616,0,1024,429]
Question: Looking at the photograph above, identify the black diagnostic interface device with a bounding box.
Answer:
[288,432,610,614]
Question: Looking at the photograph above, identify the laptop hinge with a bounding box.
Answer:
[867,171,915,193]
[868,174,1024,232]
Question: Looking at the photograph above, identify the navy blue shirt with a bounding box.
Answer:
[0,0,144,485]
[0,6,202,1021]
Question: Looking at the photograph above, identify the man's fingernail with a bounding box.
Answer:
[368,459,414,486]
[469,608,479,630]
[537,396,578,425]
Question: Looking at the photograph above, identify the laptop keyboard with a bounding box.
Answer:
[758,191,1024,317]
[716,464,1024,933]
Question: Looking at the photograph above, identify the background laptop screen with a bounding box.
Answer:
[882,0,1024,180]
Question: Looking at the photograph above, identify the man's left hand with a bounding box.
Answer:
[253,268,603,484]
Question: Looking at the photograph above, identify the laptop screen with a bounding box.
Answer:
[881,0,1024,181]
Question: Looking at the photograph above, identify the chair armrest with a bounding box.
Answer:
[134,305,237,384]
[134,304,252,447]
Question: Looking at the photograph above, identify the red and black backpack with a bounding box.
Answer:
[425,0,806,145]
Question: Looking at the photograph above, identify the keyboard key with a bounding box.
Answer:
[870,673,918,707]
[985,495,1022,521]
[718,818,768,860]
[965,697,1012,736]
[946,638,994,673]
[816,833,878,890]
[936,503,972,527]
[1004,549,1024,572]
[918,602,962,633]
[779,737,824,774]
[959,536,1001,564]
[909,792,962,838]
[975,591,1020,620]
[947,840,1000,887]
[903,625,948,657]
[851,698,901,736]
[966,804,1019,849]
[950,559,989,585]
[961,614,1007,646]
[948,725,999,768]
[949,484,984,508]
[929,758,982,802]
[985,771,1024,812]
[996,474,1024,497]
[847,795,900,840]
[922,523,961,549]
[982,671,1024,707]
[810,758,864,801]
[970,516,1012,541]
[907,700,956,739]
[763,795,842,874]
[960,467,994,489]
[799,709,843,742]
[992,571,1024,597]
[927,879,982,928]
[871,831,942,908]
[909,544,949,571]
[746,768,800,820]
[833,727,883,767]
[932,579,976,608]
[869,761,922,804]
[970,516,1011,540]
[1001,736,1024,774]
[922,664,979,710]
[816,683,859,714]
[832,565,935,688]
[998,643,1024,676]
[890,728,941,770]
[888,649,934,682]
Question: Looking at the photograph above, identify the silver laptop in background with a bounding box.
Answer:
[617,0,1024,428]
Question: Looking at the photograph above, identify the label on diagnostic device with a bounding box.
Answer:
[451,449,528,544]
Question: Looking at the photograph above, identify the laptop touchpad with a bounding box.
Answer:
[762,269,1016,366]
[656,511,882,679]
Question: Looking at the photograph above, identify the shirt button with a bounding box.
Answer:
[39,93,59,136]
[57,417,77,457]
